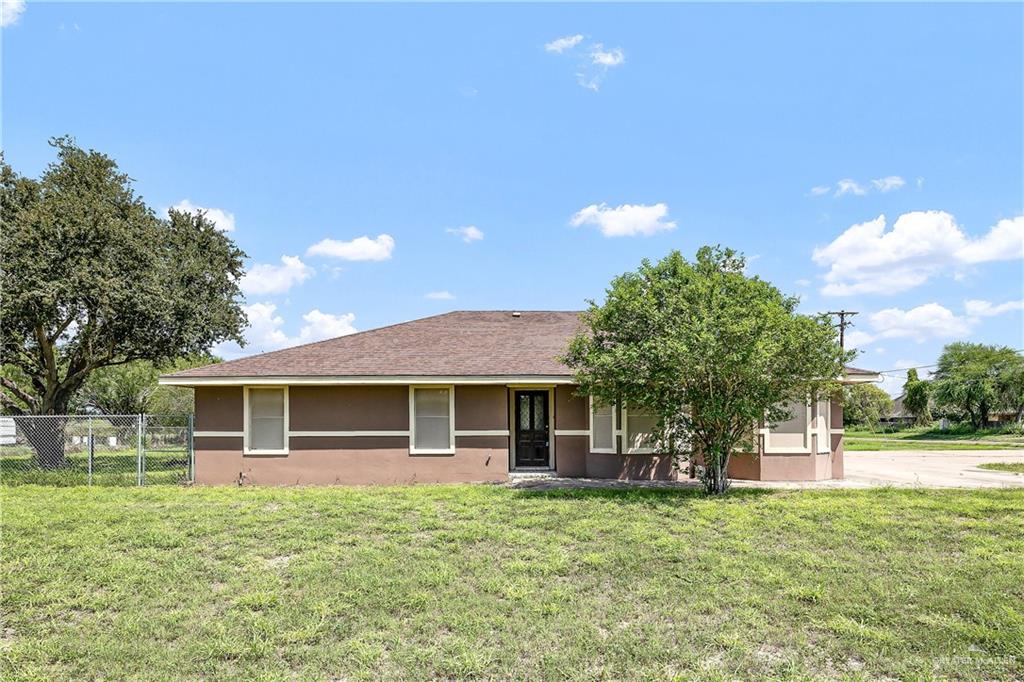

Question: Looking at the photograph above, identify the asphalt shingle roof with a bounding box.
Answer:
[166,311,585,378]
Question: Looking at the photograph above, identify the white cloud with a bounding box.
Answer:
[871,176,906,193]
[569,202,676,237]
[240,255,313,296]
[171,199,236,232]
[215,303,357,359]
[1,0,26,27]
[545,34,583,53]
[795,278,812,287]
[846,303,974,351]
[425,291,455,300]
[965,299,1024,317]
[808,176,908,199]
[591,44,625,66]
[834,179,867,197]
[307,234,395,261]
[813,211,1024,296]
[445,226,484,243]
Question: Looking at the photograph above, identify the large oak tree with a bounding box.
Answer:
[1,138,247,466]
[563,247,850,494]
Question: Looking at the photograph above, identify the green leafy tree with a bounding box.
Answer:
[79,356,219,416]
[841,383,893,427]
[997,358,1024,422]
[563,247,850,495]
[932,342,1020,429]
[902,369,932,425]
[0,138,247,467]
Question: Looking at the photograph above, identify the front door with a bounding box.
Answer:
[515,391,550,468]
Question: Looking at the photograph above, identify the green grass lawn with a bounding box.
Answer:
[0,449,189,486]
[979,462,1024,475]
[845,424,1024,451]
[2,485,1023,681]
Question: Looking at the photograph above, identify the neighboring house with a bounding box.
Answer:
[883,394,917,425]
[160,311,880,485]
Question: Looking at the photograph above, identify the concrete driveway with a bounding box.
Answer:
[843,450,1024,488]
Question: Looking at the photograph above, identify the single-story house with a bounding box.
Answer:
[160,311,880,485]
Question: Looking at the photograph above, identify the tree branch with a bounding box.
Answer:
[0,377,36,411]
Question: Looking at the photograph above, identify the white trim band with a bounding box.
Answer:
[194,430,244,438]
[554,429,589,437]
[289,430,410,438]
[454,430,510,437]
[159,375,576,387]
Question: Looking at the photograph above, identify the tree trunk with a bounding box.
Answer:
[18,417,68,469]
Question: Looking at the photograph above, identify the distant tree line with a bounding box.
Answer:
[843,342,1024,429]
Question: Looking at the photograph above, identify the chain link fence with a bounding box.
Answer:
[0,414,194,486]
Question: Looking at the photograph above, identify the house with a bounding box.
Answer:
[882,393,917,425]
[159,311,881,485]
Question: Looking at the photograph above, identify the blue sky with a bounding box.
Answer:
[3,2,1022,394]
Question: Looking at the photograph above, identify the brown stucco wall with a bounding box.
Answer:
[586,452,677,480]
[289,386,408,431]
[455,386,508,430]
[195,387,243,431]
[195,445,507,486]
[554,386,588,430]
[555,435,588,477]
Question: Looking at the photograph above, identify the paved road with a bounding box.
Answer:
[844,450,1024,488]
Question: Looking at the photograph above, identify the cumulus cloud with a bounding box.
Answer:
[965,299,1024,317]
[307,234,395,261]
[1,0,26,27]
[545,34,583,53]
[425,291,455,300]
[240,255,314,296]
[808,176,908,199]
[812,212,1024,296]
[215,303,357,359]
[569,202,676,237]
[590,44,625,66]
[845,303,974,351]
[445,226,484,243]
[171,199,236,232]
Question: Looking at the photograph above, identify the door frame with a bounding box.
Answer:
[508,386,555,470]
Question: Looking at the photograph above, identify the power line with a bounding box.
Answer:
[826,310,858,349]
[873,348,1024,375]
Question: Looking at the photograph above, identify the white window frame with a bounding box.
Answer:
[409,385,456,455]
[243,385,289,455]
[815,396,831,454]
[622,406,656,455]
[589,396,617,454]
[763,397,812,454]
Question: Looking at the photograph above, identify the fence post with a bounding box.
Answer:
[136,414,143,486]
[187,413,195,483]
[88,417,94,486]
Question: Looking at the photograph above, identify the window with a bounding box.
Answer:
[411,387,454,453]
[246,387,288,454]
[815,397,831,453]
[766,399,810,452]
[590,398,616,453]
[624,407,657,454]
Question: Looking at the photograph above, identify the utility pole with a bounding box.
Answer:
[827,310,858,350]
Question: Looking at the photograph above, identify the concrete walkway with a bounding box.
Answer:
[843,450,1024,488]
[508,450,1024,491]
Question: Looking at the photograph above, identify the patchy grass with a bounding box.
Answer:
[845,438,1024,451]
[0,449,189,486]
[2,485,1023,680]
[979,462,1024,475]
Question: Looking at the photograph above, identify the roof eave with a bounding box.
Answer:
[158,374,577,387]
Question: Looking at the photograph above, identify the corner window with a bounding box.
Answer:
[624,407,657,454]
[766,399,810,452]
[411,387,454,453]
[590,399,616,453]
[246,387,288,454]
[815,397,831,453]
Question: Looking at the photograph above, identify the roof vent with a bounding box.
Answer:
[511,311,521,318]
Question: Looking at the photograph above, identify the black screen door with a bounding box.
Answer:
[515,391,550,467]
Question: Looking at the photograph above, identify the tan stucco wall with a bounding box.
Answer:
[554,434,587,477]
[555,386,588,430]
[586,452,677,480]
[290,386,408,431]
[195,387,243,431]
[455,386,508,431]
